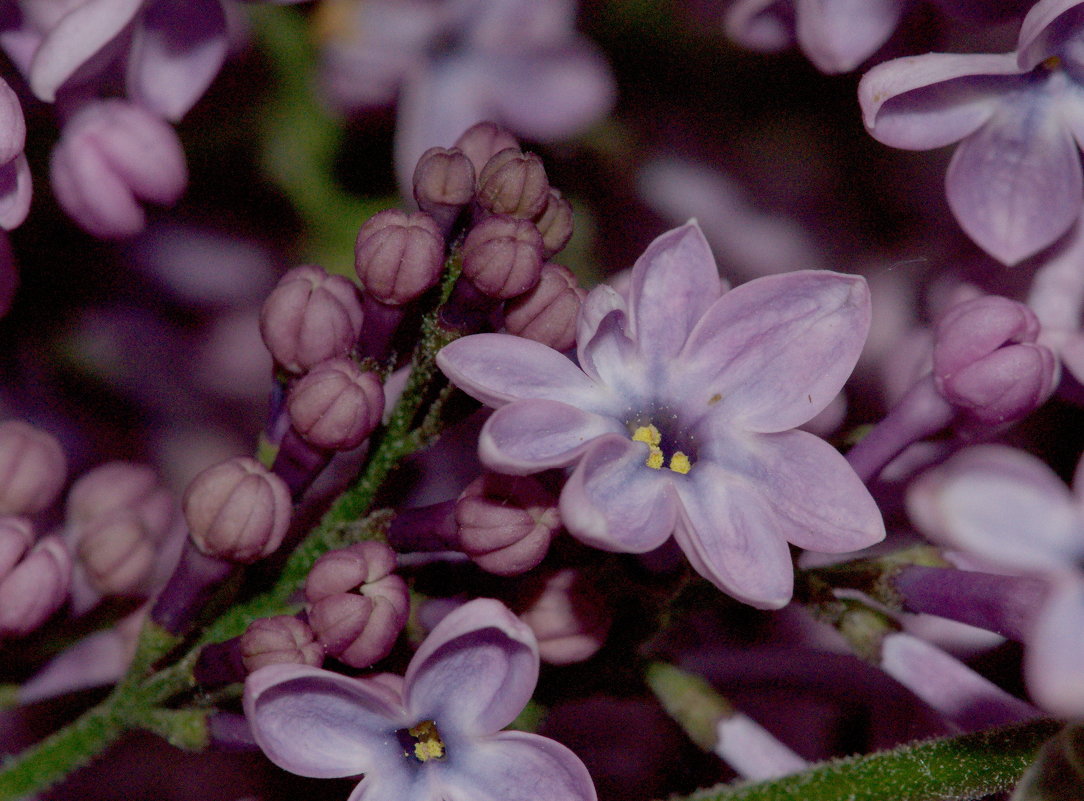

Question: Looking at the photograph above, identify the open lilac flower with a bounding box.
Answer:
[908,445,1084,717]
[244,597,596,801]
[437,223,884,608]
[859,0,1084,266]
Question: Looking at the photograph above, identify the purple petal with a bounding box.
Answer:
[243,664,405,778]
[577,305,647,400]
[1025,576,1084,716]
[1017,0,1084,70]
[28,0,143,102]
[725,0,794,52]
[404,598,538,737]
[859,53,1020,149]
[795,0,903,74]
[906,445,1082,571]
[678,271,870,433]
[674,462,794,609]
[442,731,596,801]
[126,0,229,121]
[946,95,1082,266]
[478,399,621,473]
[486,46,615,141]
[438,333,610,411]
[731,429,885,553]
[0,153,31,230]
[559,433,678,553]
[576,283,627,357]
[628,222,724,365]
[0,77,25,165]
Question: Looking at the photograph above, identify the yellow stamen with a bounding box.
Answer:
[669,452,691,475]
[1043,55,1062,71]
[632,425,662,446]
[645,446,664,469]
[407,721,445,761]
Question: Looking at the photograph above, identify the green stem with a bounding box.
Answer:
[681,718,1063,801]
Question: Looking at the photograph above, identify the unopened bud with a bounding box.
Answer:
[455,473,559,575]
[519,568,610,665]
[183,457,292,563]
[476,148,549,220]
[240,615,323,672]
[0,516,33,578]
[305,541,409,668]
[0,535,71,637]
[534,189,574,257]
[260,264,365,374]
[50,99,187,238]
[0,420,67,515]
[453,121,520,177]
[504,262,586,351]
[76,511,155,597]
[933,296,1058,424]
[355,209,444,305]
[413,147,476,233]
[287,358,384,450]
[66,461,174,541]
[461,215,544,298]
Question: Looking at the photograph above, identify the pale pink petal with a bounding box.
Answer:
[859,53,1020,149]
[0,153,32,230]
[559,433,678,553]
[673,463,795,609]
[725,0,793,52]
[442,731,597,801]
[405,598,538,737]
[678,271,870,433]
[478,399,621,473]
[126,0,229,121]
[946,96,1082,266]
[628,222,724,365]
[437,333,612,412]
[243,663,404,778]
[795,0,904,74]
[1025,576,1084,716]
[1017,0,1084,70]
[28,0,143,102]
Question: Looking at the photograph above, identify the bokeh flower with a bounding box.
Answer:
[437,222,884,608]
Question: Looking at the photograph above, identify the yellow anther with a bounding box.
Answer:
[407,721,445,761]
[645,446,664,470]
[1043,55,1062,71]
[669,452,691,474]
[632,425,662,446]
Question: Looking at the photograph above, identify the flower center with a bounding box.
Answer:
[399,720,446,762]
[631,423,692,474]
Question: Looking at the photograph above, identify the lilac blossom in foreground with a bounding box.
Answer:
[908,445,1084,717]
[317,0,615,191]
[244,597,596,801]
[859,0,1084,266]
[437,223,884,608]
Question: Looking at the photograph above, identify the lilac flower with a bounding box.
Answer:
[317,0,615,191]
[859,0,1084,266]
[437,223,884,608]
[908,445,1084,717]
[244,597,596,801]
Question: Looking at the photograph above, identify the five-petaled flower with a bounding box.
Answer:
[244,597,596,801]
[437,222,884,609]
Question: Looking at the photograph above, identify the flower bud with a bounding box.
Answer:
[240,615,323,673]
[461,214,544,298]
[0,420,67,516]
[933,296,1058,424]
[0,516,33,578]
[76,511,155,597]
[354,209,444,305]
[476,148,549,220]
[0,77,30,230]
[286,357,384,450]
[518,568,610,665]
[0,535,71,637]
[49,99,187,238]
[305,541,409,668]
[503,262,586,351]
[66,461,174,541]
[413,146,476,233]
[183,457,292,563]
[534,188,574,258]
[260,264,365,374]
[455,473,558,575]
[453,121,520,177]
